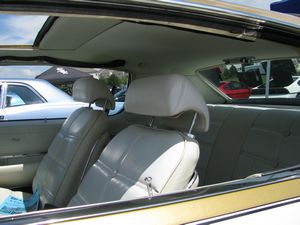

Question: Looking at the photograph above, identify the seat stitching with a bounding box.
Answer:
[229,109,263,179]
[54,109,106,204]
[275,114,296,168]
[160,131,186,192]
[99,127,142,201]
[203,106,234,184]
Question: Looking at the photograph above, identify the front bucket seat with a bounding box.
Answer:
[69,74,209,206]
[0,77,115,214]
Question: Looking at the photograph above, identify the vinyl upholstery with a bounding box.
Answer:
[125,74,209,131]
[69,74,208,206]
[0,77,114,209]
[196,104,300,185]
[33,108,110,207]
[69,125,199,205]
[73,77,115,110]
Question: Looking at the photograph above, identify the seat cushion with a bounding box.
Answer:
[69,125,199,206]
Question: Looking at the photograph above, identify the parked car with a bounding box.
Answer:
[114,89,126,102]
[108,89,127,115]
[0,79,89,120]
[218,81,251,99]
[0,0,299,224]
[251,76,300,98]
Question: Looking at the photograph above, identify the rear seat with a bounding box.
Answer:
[196,104,300,185]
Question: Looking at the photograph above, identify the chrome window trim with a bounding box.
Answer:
[129,0,300,30]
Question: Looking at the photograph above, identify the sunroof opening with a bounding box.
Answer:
[0,14,48,45]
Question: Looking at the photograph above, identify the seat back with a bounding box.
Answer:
[69,74,209,206]
[196,104,300,185]
[33,77,115,207]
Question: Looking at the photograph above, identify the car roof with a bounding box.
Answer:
[0,78,74,103]
[0,1,299,104]
[0,1,298,77]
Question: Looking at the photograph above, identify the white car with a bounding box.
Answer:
[285,76,300,96]
[0,79,90,120]
[251,76,300,98]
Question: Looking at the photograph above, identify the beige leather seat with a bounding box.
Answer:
[0,77,115,211]
[69,74,209,206]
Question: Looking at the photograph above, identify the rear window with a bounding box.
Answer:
[199,57,300,100]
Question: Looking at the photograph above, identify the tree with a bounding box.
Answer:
[106,74,120,86]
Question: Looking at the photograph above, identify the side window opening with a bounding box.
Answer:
[0,66,129,120]
[199,57,300,100]
[51,68,129,116]
[106,73,129,116]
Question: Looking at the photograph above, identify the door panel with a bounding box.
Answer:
[0,119,63,155]
[0,119,64,188]
[0,163,40,188]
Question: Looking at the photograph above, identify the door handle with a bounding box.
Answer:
[0,115,5,120]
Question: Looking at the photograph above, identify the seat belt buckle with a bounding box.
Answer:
[144,177,153,197]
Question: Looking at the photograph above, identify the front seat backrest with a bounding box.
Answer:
[69,74,209,206]
[33,77,115,208]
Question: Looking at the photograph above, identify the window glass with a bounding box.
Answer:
[200,57,300,100]
[6,85,43,107]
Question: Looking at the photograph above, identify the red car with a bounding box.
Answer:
[218,81,251,99]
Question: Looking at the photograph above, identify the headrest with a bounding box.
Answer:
[73,77,115,110]
[125,74,209,131]
[155,111,208,132]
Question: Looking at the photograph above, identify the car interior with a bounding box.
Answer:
[0,11,299,216]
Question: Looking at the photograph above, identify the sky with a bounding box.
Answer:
[220,0,280,10]
[0,14,47,45]
[0,66,50,78]
[0,15,49,78]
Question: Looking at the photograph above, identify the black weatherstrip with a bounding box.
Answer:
[0,56,126,68]
[34,16,58,47]
[230,98,300,106]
